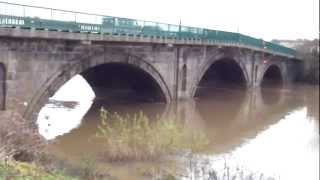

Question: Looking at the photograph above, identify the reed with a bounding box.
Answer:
[95,107,210,161]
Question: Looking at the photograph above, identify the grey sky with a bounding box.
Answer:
[3,0,319,41]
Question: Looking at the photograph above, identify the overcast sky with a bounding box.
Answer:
[3,0,319,41]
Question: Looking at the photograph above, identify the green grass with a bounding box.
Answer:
[95,108,210,161]
[0,161,75,180]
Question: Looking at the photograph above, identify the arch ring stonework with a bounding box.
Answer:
[24,53,172,121]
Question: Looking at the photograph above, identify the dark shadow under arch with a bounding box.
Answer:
[195,58,247,97]
[24,54,171,121]
[81,63,166,104]
[261,64,283,88]
[182,64,187,92]
[0,63,6,110]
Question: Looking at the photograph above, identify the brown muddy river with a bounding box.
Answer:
[37,75,319,180]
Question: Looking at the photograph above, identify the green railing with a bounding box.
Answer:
[0,1,297,57]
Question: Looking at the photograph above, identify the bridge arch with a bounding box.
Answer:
[24,53,171,121]
[0,63,6,110]
[192,57,249,97]
[260,63,284,87]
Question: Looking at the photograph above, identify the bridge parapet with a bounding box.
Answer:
[0,1,297,58]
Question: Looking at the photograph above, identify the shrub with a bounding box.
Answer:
[95,108,210,161]
[0,112,44,161]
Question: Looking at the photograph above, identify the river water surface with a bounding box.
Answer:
[37,75,319,180]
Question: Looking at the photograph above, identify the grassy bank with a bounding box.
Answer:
[0,114,76,179]
[95,108,210,161]
[0,160,75,180]
[0,113,43,161]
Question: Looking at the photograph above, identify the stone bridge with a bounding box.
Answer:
[0,28,302,121]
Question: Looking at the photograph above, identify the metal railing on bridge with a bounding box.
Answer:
[0,1,297,57]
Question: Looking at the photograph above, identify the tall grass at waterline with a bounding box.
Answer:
[95,108,210,162]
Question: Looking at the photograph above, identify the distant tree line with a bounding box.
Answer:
[296,39,319,84]
[272,39,319,84]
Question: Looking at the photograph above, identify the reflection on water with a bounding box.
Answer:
[178,107,318,180]
[232,107,318,180]
[37,76,319,180]
[37,75,95,140]
[37,100,93,140]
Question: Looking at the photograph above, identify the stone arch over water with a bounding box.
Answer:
[193,57,249,97]
[260,63,284,87]
[23,53,171,121]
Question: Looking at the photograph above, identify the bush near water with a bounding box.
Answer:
[96,108,210,161]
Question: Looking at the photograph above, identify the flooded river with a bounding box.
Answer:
[37,75,319,180]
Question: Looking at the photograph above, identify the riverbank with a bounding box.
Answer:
[0,160,74,179]
[0,109,210,179]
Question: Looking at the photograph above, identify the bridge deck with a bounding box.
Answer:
[0,27,296,59]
